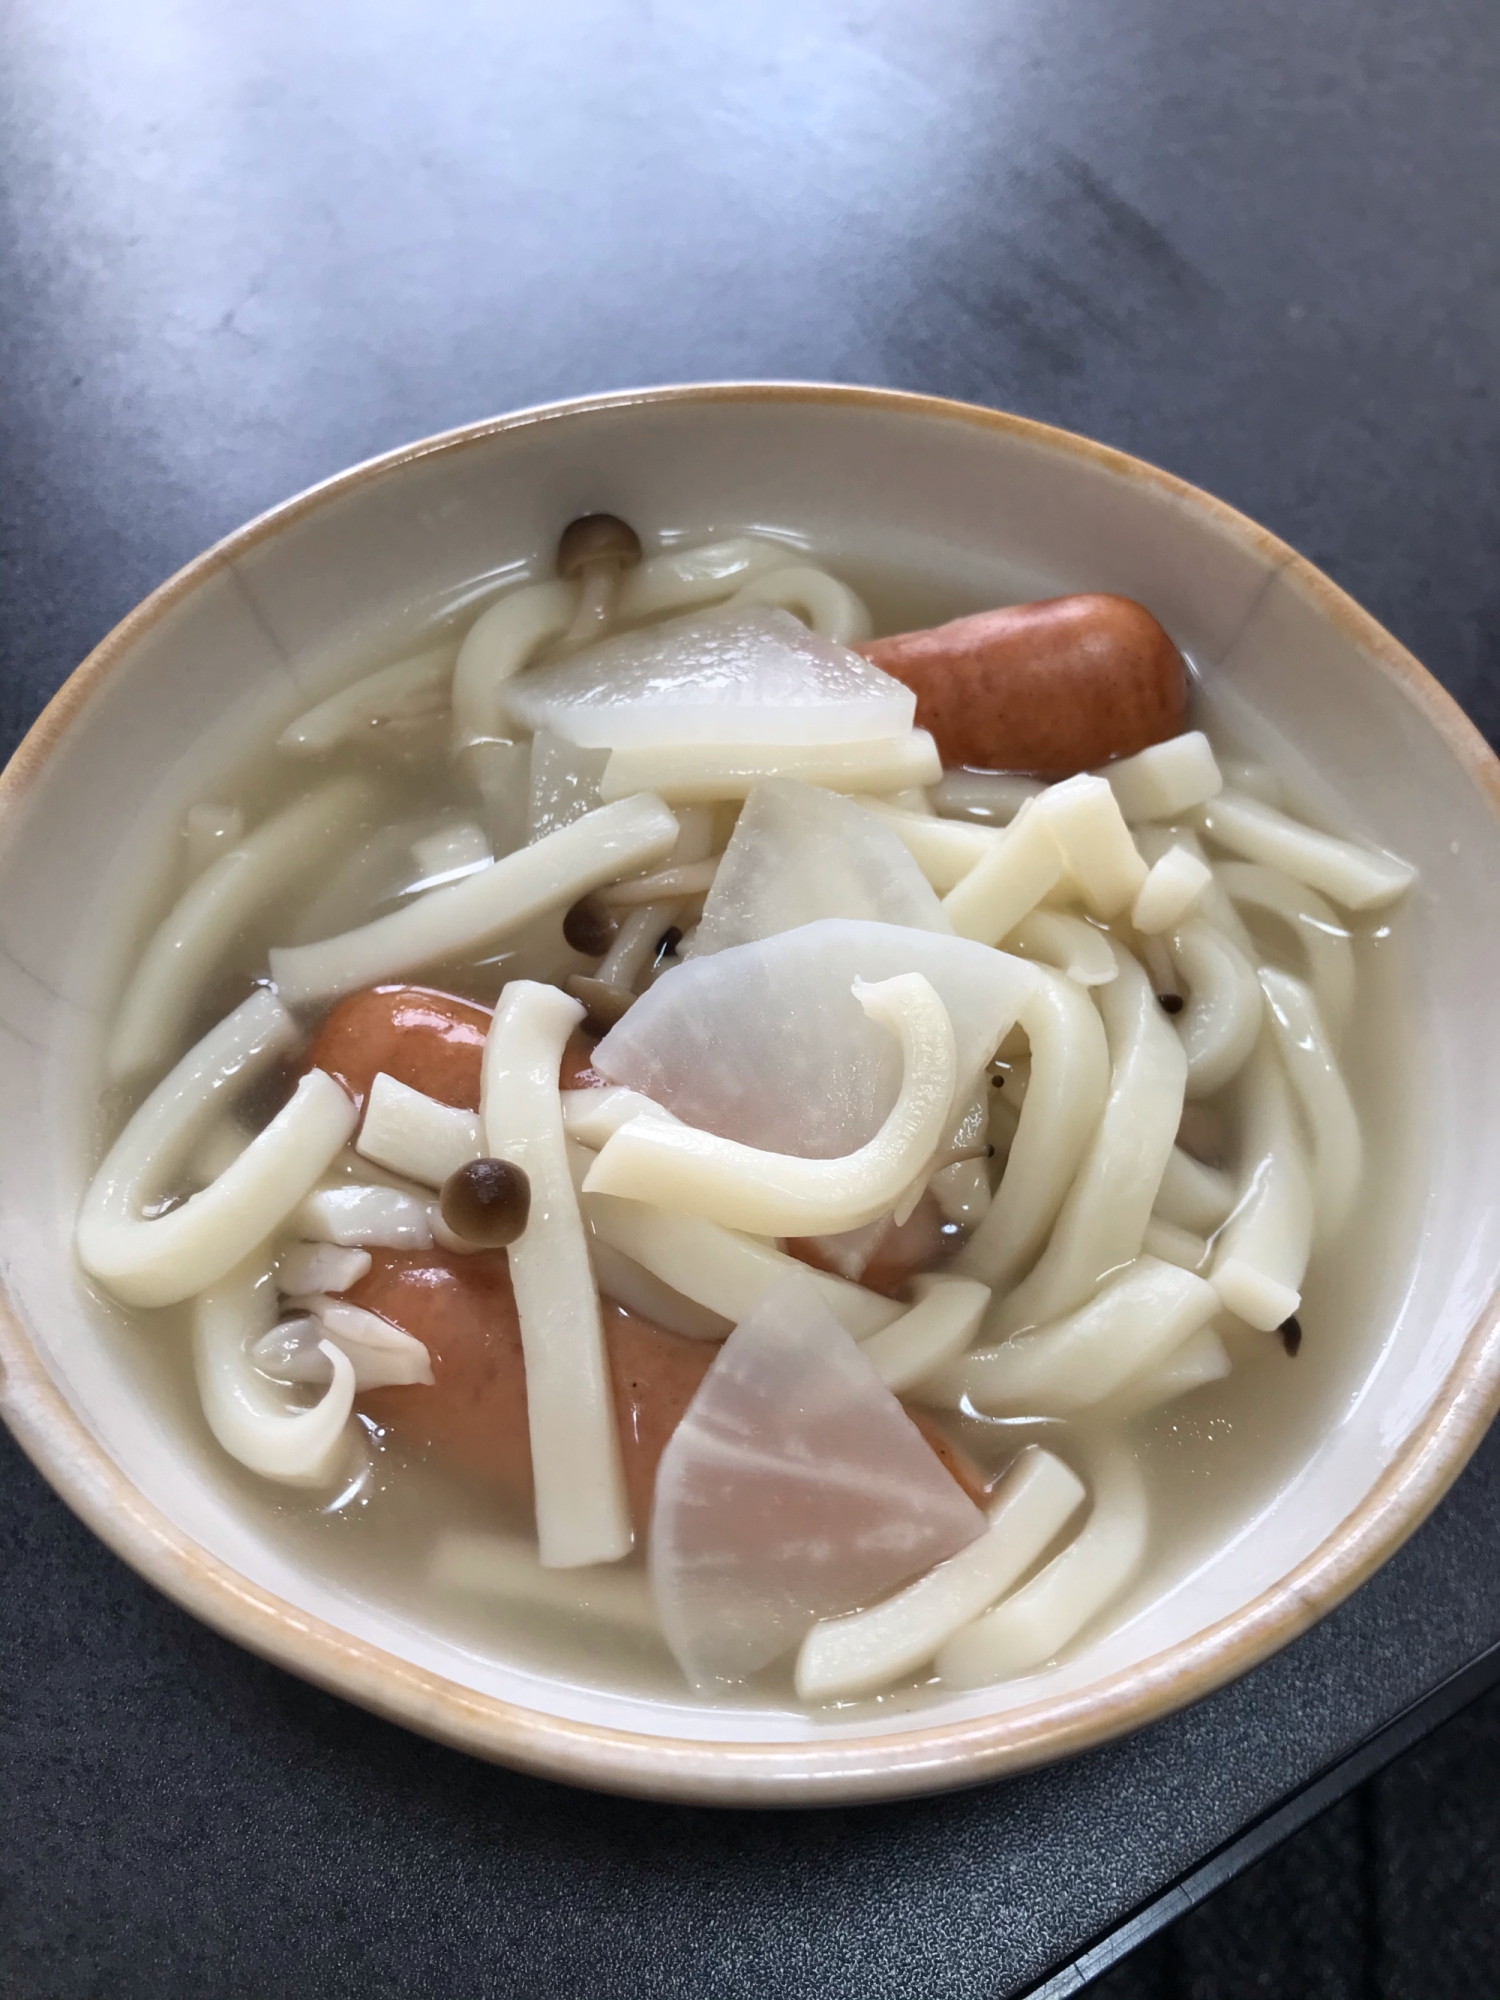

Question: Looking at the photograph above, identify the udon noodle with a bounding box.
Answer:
[77,520,1417,1709]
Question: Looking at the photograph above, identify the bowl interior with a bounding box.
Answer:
[2,388,1498,1788]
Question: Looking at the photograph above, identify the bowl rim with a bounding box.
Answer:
[2,380,1498,1807]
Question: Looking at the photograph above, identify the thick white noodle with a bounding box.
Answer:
[581,973,958,1236]
[1101,1324,1231,1419]
[958,968,1111,1294]
[562,1086,678,1150]
[1197,790,1416,910]
[614,536,802,624]
[1217,861,1355,1044]
[268,794,679,1006]
[273,1296,435,1388]
[78,991,356,1308]
[589,1239,733,1340]
[1154,1146,1235,1233]
[1140,1216,1210,1273]
[278,644,456,755]
[932,772,1044,825]
[1135,824,1256,956]
[1167,919,1264,1099]
[429,1530,659,1632]
[581,1188,902,1339]
[936,1437,1148,1686]
[923,1257,1219,1413]
[293,1183,434,1250]
[1259,967,1362,1234]
[108,778,374,1084]
[356,1073,482,1187]
[987,941,1186,1336]
[1099,731,1223,822]
[193,1251,356,1486]
[598,732,942,805]
[450,577,576,752]
[1006,910,1119,987]
[410,821,491,878]
[855,1275,991,1394]
[849,803,998,894]
[929,1085,992,1226]
[1132,846,1211,935]
[1210,1031,1314,1330]
[481,981,632,1567]
[794,1448,1087,1703]
[942,801,1064,944]
[183,803,244,878]
[1035,776,1149,918]
[729,566,873,644]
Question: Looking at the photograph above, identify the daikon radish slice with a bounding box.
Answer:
[503,604,915,749]
[1100,731,1222,822]
[1132,846,1212,934]
[937,1437,1147,1685]
[857,804,999,894]
[194,1252,356,1487]
[593,918,1037,1160]
[481,980,632,1567]
[794,1448,1086,1702]
[583,973,957,1236]
[650,1274,985,1686]
[690,779,947,957]
[279,645,456,756]
[1035,774,1149,918]
[923,1257,1219,1414]
[356,1072,482,1187]
[78,991,357,1309]
[597,731,941,805]
[108,777,375,1084]
[527,728,610,841]
[269,794,680,1007]
[857,1274,990,1395]
[1196,790,1417,910]
[581,1192,902,1340]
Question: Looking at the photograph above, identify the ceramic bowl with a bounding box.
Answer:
[2,384,1498,1806]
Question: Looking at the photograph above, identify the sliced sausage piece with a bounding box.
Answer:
[303,983,604,1113]
[349,1248,982,1526]
[862,593,1187,776]
[353,1247,713,1529]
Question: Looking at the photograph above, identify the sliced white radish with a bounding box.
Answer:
[502,604,915,749]
[649,1273,985,1686]
[690,779,948,957]
[592,917,1038,1161]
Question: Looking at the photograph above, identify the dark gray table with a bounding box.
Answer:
[3,2,1498,1993]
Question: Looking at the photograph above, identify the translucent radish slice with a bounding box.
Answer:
[502,604,916,749]
[594,918,1037,1159]
[690,779,947,958]
[650,1273,985,1686]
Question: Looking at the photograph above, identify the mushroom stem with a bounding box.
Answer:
[556,562,619,655]
[551,513,644,659]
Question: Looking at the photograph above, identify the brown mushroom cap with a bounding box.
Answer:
[439,1157,532,1249]
[555,513,643,579]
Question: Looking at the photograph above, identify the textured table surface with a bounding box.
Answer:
[3,2,1499,1995]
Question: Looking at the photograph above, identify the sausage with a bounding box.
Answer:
[862,593,1187,776]
[353,1247,713,1529]
[304,983,603,1114]
[350,1248,991,1524]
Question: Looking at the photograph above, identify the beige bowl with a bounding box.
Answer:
[2,384,1498,1805]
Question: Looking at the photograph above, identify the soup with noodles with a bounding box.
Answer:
[76,517,1419,1710]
